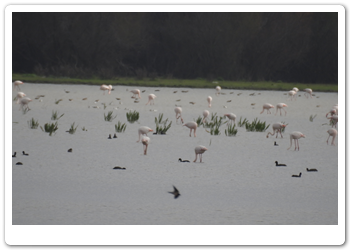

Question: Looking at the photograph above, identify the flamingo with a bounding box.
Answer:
[287,131,305,151]
[137,126,153,142]
[275,103,288,116]
[207,96,212,107]
[328,115,338,128]
[202,110,210,123]
[293,87,299,93]
[288,90,297,101]
[100,84,112,95]
[327,128,337,145]
[224,113,237,125]
[260,103,274,114]
[146,94,156,105]
[130,89,141,99]
[215,86,221,96]
[19,97,32,110]
[304,88,313,98]
[326,109,337,117]
[183,121,198,137]
[141,136,150,155]
[15,92,26,104]
[194,145,208,162]
[13,80,24,91]
[266,123,287,138]
[174,107,184,124]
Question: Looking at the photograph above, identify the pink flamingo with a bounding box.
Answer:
[141,136,150,155]
[19,97,32,110]
[183,121,198,137]
[137,126,153,142]
[194,145,208,162]
[15,92,26,104]
[260,103,274,114]
[130,89,141,99]
[293,87,299,92]
[174,107,184,124]
[288,90,297,101]
[266,123,287,138]
[275,103,288,116]
[207,96,212,107]
[13,80,24,91]
[215,86,221,96]
[100,85,112,95]
[304,88,313,98]
[328,115,338,128]
[327,128,337,145]
[287,131,305,151]
[146,94,156,105]
[224,113,237,125]
[202,110,210,123]
[326,109,337,117]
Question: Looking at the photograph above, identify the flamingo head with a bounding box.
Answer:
[281,124,287,128]
[301,134,306,138]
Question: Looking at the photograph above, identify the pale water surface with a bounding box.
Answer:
[12,83,338,226]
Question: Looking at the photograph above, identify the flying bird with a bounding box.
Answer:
[168,185,180,199]
[22,151,29,156]
[68,148,73,153]
[12,152,16,157]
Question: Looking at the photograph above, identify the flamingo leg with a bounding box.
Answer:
[200,154,203,163]
[194,154,198,162]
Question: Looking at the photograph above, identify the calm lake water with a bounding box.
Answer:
[9,83,343,245]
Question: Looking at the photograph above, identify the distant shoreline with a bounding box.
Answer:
[13,73,338,92]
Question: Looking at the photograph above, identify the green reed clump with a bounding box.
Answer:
[126,110,139,123]
[194,116,204,127]
[309,114,317,122]
[203,112,227,129]
[104,111,117,122]
[81,126,87,131]
[225,124,238,136]
[209,125,221,135]
[55,99,63,104]
[51,110,64,120]
[67,122,78,134]
[40,122,58,136]
[237,117,248,127]
[22,107,30,115]
[115,121,127,133]
[155,113,172,134]
[245,118,270,132]
[27,118,39,129]
[280,121,288,133]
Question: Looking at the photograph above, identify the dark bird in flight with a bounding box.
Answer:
[168,186,180,199]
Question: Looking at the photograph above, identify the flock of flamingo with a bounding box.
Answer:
[13,80,338,174]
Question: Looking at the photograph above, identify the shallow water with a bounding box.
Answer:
[11,83,338,226]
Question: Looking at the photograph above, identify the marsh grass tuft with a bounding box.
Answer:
[51,110,64,120]
[67,122,78,134]
[104,111,117,122]
[209,125,221,135]
[81,126,87,131]
[203,112,227,129]
[55,99,63,104]
[237,117,248,127]
[115,121,127,133]
[40,122,58,136]
[225,124,238,136]
[194,116,204,127]
[309,114,317,122]
[126,110,139,123]
[27,118,39,129]
[245,118,270,132]
[22,107,30,115]
[154,113,172,134]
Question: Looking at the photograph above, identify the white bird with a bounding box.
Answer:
[13,80,24,91]
[207,96,212,107]
[202,110,210,123]
[275,103,288,116]
[288,90,297,101]
[130,89,141,99]
[215,86,221,96]
[183,121,198,137]
[224,113,237,125]
[19,97,32,110]
[260,103,274,114]
[137,126,153,142]
[100,84,112,95]
[328,115,338,128]
[292,87,299,92]
[15,92,26,104]
[174,107,183,124]
[327,128,337,145]
[266,123,287,138]
[141,136,150,155]
[194,145,208,162]
[287,131,305,151]
[304,88,313,98]
[146,94,156,105]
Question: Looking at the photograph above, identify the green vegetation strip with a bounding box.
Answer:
[13,73,338,92]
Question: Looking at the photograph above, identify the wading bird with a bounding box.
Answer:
[287,131,305,151]
[215,86,221,96]
[174,107,184,124]
[304,88,313,98]
[266,123,287,138]
[183,121,198,137]
[137,126,153,142]
[13,80,24,91]
[224,113,237,125]
[260,103,274,114]
[327,128,337,145]
[130,89,141,99]
[202,110,210,123]
[100,85,112,95]
[275,103,288,116]
[146,94,156,105]
[141,136,150,155]
[15,92,26,104]
[19,97,32,110]
[207,96,212,107]
[194,145,208,162]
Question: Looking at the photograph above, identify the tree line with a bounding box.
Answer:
[12,12,338,84]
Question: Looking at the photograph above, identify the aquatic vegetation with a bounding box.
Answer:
[209,125,221,136]
[245,118,270,132]
[51,110,64,120]
[225,124,238,136]
[27,118,39,129]
[115,121,127,133]
[126,110,139,123]
[154,113,172,134]
[67,122,78,134]
[22,107,30,115]
[104,111,117,122]
[40,122,58,136]
[194,116,204,127]
[55,99,63,104]
[81,126,88,131]
[309,114,317,122]
[237,117,248,127]
[203,112,227,129]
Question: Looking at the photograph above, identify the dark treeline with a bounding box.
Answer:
[12,12,338,84]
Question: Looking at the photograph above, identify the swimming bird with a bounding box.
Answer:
[287,131,305,151]
[137,126,153,142]
[326,128,337,145]
[130,89,141,99]
[108,134,112,139]
[22,151,29,156]
[146,94,156,105]
[274,142,278,146]
[275,103,288,116]
[113,133,118,138]
[183,121,198,137]
[13,80,24,91]
[168,185,180,199]
[178,158,190,162]
[141,136,150,155]
[275,161,287,166]
[266,123,287,138]
[306,168,318,172]
[260,103,274,114]
[113,166,126,170]
[292,172,302,177]
[68,148,73,153]
[16,162,23,165]
[207,96,212,107]
[12,152,16,157]
[194,145,208,163]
